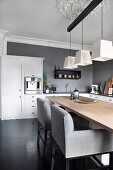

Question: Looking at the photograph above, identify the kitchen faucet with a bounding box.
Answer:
[65,83,70,93]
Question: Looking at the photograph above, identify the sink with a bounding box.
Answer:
[75,97,97,104]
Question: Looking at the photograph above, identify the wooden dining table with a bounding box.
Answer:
[47,95,113,170]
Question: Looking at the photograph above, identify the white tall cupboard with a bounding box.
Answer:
[0,55,44,120]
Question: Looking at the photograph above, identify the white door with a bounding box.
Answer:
[1,57,22,120]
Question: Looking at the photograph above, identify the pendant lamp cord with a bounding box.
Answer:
[101,2,103,39]
[82,20,83,50]
[70,31,71,56]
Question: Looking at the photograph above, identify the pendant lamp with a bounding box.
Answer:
[74,21,92,66]
[92,2,113,61]
[64,32,78,69]
[64,56,77,69]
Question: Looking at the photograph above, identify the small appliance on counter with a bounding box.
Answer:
[90,85,99,94]
[24,76,42,94]
[70,89,79,100]
[108,87,113,96]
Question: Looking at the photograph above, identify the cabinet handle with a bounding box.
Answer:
[32,106,35,107]
[32,96,34,98]
[32,101,34,102]
[19,96,21,98]
[32,112,35,114]
[19,89,21,92]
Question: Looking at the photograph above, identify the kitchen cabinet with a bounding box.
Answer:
[23,95,38,119]
[1,56,23,119]
[0,55,44,120]
[89,94,113,103]
[80,93,113,103]
[23,94,45,119]
[1,56,22,96]
[2,96,22,119]
[23,57,43,77]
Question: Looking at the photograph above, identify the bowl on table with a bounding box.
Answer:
[75,97,97,104]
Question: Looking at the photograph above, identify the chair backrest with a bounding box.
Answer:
[51,104,74,155]
[37,98,51,129]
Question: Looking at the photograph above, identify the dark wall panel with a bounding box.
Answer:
[7,42,93,92]
[93,60,113,85]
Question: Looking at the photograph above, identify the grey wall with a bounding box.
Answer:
[93,60,113,84]
[7,42,93,92]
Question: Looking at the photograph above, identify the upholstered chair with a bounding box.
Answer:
[37,97,51,157]
[51,104,113,170]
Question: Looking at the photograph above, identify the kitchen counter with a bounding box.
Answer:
[78,93,113,103]
[89,93,113,98]
[24,92,113,103]
[43,91,87,95]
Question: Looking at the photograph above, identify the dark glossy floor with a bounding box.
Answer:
[0,119,49,170]
[0,119,101,170]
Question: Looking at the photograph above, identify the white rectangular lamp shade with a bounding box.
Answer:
[92,40,113,61]
[75,50,92,66]
[64,56,78,69]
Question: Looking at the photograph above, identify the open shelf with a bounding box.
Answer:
[54,69,81,79]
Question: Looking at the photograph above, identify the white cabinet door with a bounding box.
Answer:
[1,57,22,96]
[2,96,22,120]
[23,57,43,78]
[1,57,22,120]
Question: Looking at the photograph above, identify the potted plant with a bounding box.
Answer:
[50,84,57,93]
[43,73,49,93]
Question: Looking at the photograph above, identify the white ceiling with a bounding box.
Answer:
[0,0,113,46]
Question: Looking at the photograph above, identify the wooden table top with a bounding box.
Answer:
[47,96,113,132]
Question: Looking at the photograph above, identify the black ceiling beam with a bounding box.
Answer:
[67,0,103,32]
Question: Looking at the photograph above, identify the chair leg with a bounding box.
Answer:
[51,138,55,170]
[66,159,70,170]
[37,121,40,146]
[51,156,55,170]
[43,129,48,158]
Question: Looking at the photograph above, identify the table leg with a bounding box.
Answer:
[109,152,113,170]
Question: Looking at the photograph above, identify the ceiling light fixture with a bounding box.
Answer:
[56,0,110,21]
[64,32,78,69]
[74,21,92,66]
[92,2,113,61]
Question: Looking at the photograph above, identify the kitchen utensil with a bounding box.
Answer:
[104,79,112,95]
[73,89,79,100]
[99,81,106,94]
[108,87,113,96]
[90,85,99,94]
[112,74,113,86]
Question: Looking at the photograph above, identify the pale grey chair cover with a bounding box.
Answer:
[37,98,51,129]
[51,104,113,159]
